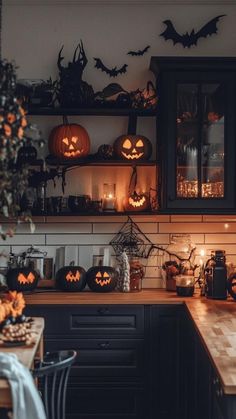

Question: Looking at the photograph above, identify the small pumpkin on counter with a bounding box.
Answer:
[113,134,152,161]
[86,266,118,292]
[6,268,40,292]
[56,265,86,291]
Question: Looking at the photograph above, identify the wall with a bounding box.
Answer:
[1,1,236,288]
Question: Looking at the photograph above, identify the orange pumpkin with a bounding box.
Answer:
[124,191,150,212]
[48,121,90,160]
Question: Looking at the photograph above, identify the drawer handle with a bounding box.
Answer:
[97,307,110,315]
[98,342,110,349]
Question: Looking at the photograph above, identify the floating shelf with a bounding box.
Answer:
[27,107,157,117]
[45,155,156,167]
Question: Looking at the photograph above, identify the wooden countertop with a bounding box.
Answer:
[24,289,236,395]
[0,317,44,408]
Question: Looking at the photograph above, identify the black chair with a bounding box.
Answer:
[33,350,77,419]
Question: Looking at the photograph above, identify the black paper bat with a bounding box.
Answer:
[94,58,128,77]
[160,15,226,48]
[127,45,150,56]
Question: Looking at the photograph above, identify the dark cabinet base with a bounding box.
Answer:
[66,385,146,419]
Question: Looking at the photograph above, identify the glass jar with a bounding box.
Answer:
[176,275,195,297]
[129,258,144,292]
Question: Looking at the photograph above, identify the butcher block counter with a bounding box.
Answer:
[24,289,236,396]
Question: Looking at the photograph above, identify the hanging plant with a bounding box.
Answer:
[0,60,42,240]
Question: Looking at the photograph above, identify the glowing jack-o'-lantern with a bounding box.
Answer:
[48,120,90,160]
[86,266,118,292]
[124,191,150,212]
[6,268,39,292]
[56,266,86,291]
[113,134,152,161]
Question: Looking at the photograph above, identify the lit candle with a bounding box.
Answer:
[102,183,116,211]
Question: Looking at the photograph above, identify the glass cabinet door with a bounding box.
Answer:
[176,83,225,200]
[149,56,236,211]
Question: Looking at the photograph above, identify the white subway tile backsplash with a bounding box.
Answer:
[159,223,236,234]
[92,223,125,234]
[143,278,164,289]
[146,234,170,244]
[2,234,46,246]
[205,234,236,244]
[46,234,114,246]
[78,246,93,270]
[3,214,236,288]
[92,222,158,234]
[170,215,202,222]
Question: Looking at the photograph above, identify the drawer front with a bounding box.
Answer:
[45,338,145,379]
[26,305,144,336]
[66,384,147,419]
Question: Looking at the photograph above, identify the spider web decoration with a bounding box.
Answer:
[110,216,153,258]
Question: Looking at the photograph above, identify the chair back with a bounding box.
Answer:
[33,350,77,419]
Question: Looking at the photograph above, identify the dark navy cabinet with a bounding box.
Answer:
[26,302,236,419]
[150,57,236,213]
[25,304,148,419]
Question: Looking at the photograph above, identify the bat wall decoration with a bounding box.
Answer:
[127,45,150,56]
[160,15,226,48]
[94,58,128,77]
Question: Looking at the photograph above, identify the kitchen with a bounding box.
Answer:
[1,0,236,418]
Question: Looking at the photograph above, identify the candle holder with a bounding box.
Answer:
[102,183,117,211]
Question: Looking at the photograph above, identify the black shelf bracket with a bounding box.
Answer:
[127,114,137,135]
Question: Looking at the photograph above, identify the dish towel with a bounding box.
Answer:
[0,352,46,419]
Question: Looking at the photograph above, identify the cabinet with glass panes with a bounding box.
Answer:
[150,57,236,212]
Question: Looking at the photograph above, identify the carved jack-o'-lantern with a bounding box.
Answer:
[48,117,90,160]
[113,135,152,161]
[6,268,39,292]
[124,191,150,212]
[228,274,236,300]
[56,266,86,291]
[86,266,118,292]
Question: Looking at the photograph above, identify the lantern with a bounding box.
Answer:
[6,268,39,292]
[113,134,152,161]
[55,266,86,291]
[86,266,118,292]
[48,116,90,160]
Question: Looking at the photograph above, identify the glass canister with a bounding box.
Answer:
[176,275,195,297]
[129,258,144,292]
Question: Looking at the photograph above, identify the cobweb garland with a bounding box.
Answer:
[110,216,153,258]
[110,216,197,265]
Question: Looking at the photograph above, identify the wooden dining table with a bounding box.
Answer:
[0,317,44,408]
